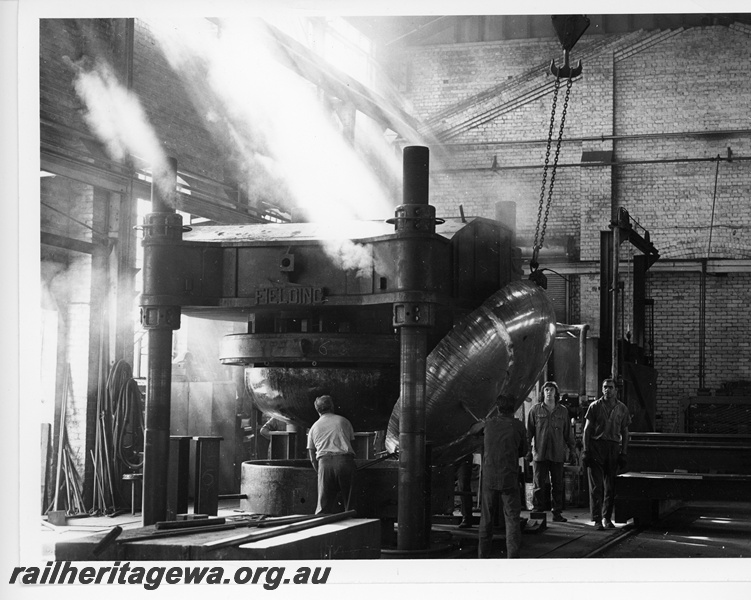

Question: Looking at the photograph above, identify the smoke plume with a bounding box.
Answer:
[147,17,402,273]
[67,56,173,203]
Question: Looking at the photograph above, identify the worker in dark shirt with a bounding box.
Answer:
[582,378,631,530]
[471,393,527,558]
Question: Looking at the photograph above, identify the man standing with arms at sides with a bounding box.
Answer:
[581,378,631,530]
[471,393,527,558]
[526,381,576,522]
[307,395,356,514]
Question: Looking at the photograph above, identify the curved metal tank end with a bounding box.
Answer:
[244,366,399,432]
[385,280,557,465]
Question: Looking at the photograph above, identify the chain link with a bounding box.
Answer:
[533,76,573,267]
[533,77,560,262]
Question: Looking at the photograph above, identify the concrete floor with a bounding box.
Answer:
[432,504,632,559]
[39,500,751,560]
[598,501,751,559]
[40,499,624,561]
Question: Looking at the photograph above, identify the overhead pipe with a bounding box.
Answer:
[437,154,746,173]
[140,157,182,525]
[444,128,751,148]
[699,156,722,394]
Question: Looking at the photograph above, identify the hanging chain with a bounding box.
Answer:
[539,78,572,252]
[532,76,560,265]
[532,76,573,269]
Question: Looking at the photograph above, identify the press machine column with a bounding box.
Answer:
[140,157,183,525]
[393,146,435,551]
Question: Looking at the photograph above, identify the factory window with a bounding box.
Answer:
[316,18,374,88]
[269,16,374,88]
[262,207,291,223]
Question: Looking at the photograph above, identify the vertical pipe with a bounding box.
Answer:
[397,327,428,550]
[598,230,613,384]
[423,442,432,545]
[578,324,589,398]
[632,255,647,351]
[698,259,707,391]
[402,146,429,205]
[395,145,432,551]
[142,327,173,524]
[610,225,620,381]
[141,157,180,525]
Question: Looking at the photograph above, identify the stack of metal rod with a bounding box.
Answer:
[45,364,86,517]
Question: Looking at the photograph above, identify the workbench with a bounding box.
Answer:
[627,433,751,474]
[614,471,751,525]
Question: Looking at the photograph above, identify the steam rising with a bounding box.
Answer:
[148,17,398,274]
[67,57,174,203]
[323,238,386,279]
[68,17,419,275]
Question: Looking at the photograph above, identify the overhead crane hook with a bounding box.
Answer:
[549,15,590,79]
[550,48,582,79]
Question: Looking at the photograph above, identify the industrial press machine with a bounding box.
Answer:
[137,146,557,552]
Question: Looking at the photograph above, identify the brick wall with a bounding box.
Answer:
[41,177,93,243]
[132,19,229,180]
[613,27,751,260]
[395,25,751,432]
[403,38,559,120]
[40,18,231,183]
[40,19,120,130]
[650,271,751,430]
